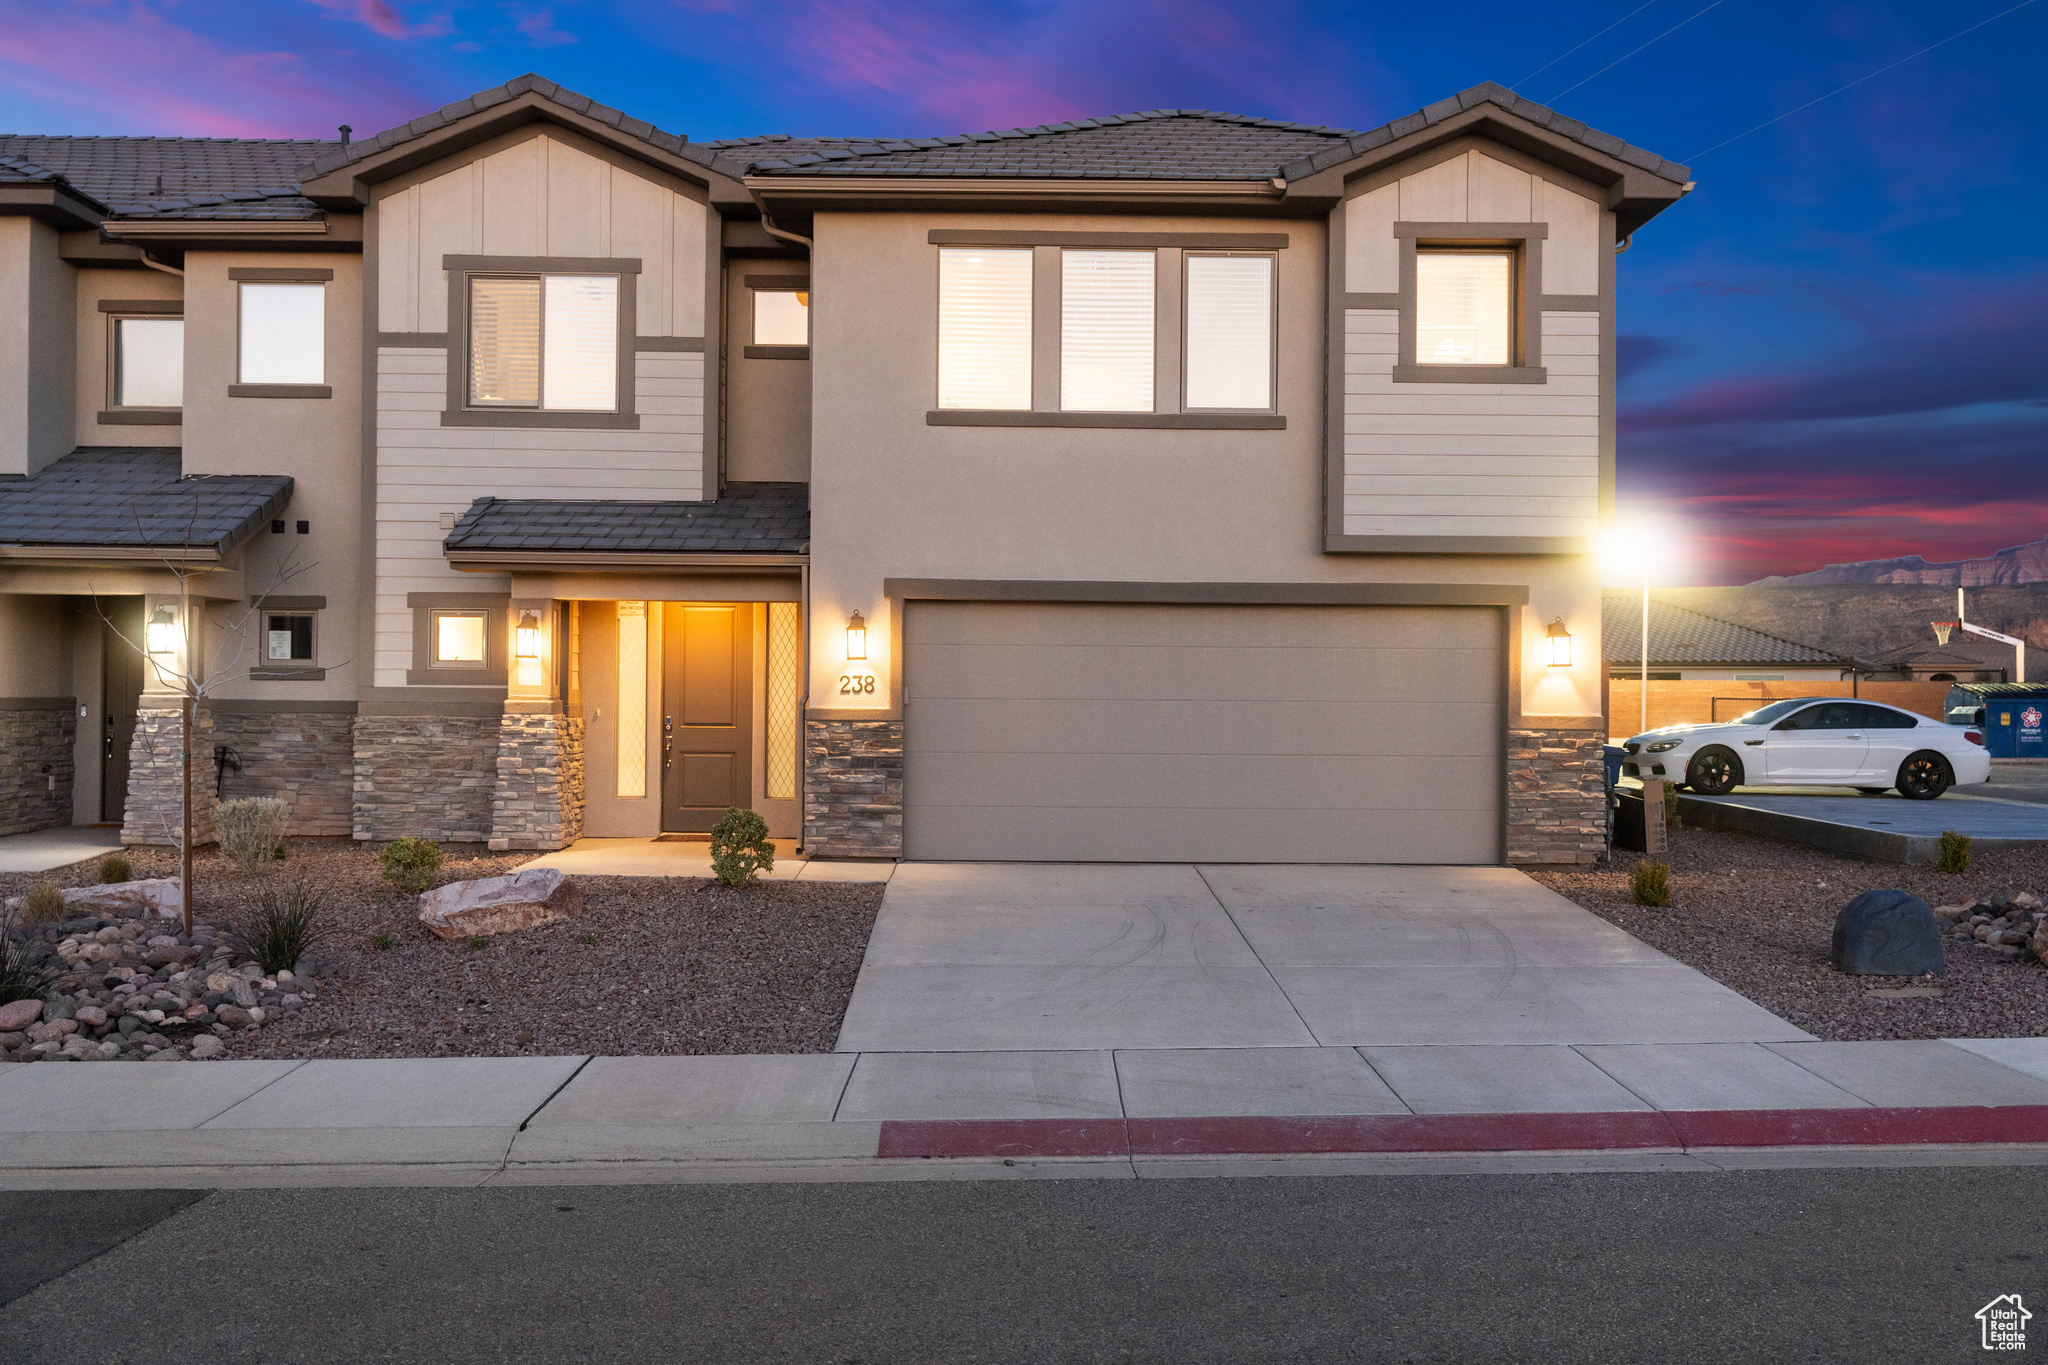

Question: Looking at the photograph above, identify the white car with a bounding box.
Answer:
[1621,698,1991,799]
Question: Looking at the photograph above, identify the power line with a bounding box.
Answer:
[1549,0,1729,102]
[1516,1,1663,88]
[1686,0,2042,160]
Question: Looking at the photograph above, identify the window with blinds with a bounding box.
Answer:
[239,283,324,384]
[1060,250,1154,412]
[115,318,183,408]
[937,248,1032,410]
[1184,254,1273,410]
[468,274,618,410]
[1415,250,1512,365]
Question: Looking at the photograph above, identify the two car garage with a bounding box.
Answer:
[899,600,1506,864]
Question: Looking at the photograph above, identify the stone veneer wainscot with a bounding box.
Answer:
[1,703,77,837]
[1506,725,1608,867]
[352,714,502,843]
[122,704,217,847]
[804,718,903,858]
[489,711,586,851]
[213,709,356,837]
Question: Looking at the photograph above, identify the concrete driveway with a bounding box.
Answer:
[834,863,1808,1053]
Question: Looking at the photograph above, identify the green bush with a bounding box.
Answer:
[96,851,133,884]
[227,880,331,975]
[378,837,443,893]
[370,932,396,951]
[1630,860,1672,908]
[21,881,65,925]
[216,796,289,872]
[709,806,775,887]
[1938,830,1972,875]
[1663,782,1682,833]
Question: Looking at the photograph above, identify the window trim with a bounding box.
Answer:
[251,609,325,680]
[1180,249,1280,415]
[406,593,509,686]
[442,254,641,430]
[233,278,331,398]
[1390,222,1547,384]
[100,307,185,425]
[744,275,810,360]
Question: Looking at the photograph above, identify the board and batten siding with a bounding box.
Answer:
[369,133,712,687]
[1341,147,1605,543]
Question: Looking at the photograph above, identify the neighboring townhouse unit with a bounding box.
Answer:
[0,76,1691,865]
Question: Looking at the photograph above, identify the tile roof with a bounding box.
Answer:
[1601,595,1848,668]
[0,448,292,554]
[0,134,334,219]
[446,482,809,556]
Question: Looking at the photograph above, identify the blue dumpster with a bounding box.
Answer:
[1943,683,2048,758]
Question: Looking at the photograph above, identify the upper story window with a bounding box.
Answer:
[469,274,619,411]
[1415,249,1512,366]
[1060,250,1154,413]
[1183,253,1273,411]
[239,283,325,384]
[113,316,183,409]
[752,287,810,347]
[937,248,1033,410]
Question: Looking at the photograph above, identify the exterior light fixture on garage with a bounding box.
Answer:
[846,611,867,661]
[515,609,542,659]
[1545,617,1572,667]
[146,606,179,655]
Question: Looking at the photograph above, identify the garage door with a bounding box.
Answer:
[902,601,1503,862]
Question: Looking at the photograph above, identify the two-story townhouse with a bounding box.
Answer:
[0,75,1689,866]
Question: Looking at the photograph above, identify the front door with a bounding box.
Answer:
[661,603,754,831]
[1757,701,1869,783]
[102,603,145,824]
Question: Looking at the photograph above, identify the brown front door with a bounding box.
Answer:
[661,603,753,831]
[102,602,145,824]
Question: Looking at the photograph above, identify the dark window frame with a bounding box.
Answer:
[100,303,185,425]
[1390,223,1548,385]
[442,254,641,430]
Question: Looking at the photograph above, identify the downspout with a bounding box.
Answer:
[756,205,813,251]
[1613,235,1633,256]
[139,250,184,278]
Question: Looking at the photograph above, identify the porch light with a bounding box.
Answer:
[146,606,178,656]
[846,611,867,661]
[1545,617,1572,667]
[515,610,542,660]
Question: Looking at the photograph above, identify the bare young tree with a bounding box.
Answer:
[91,501,344,935]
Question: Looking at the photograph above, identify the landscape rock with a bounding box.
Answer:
[1831,889,1947,977]
[417,868,582,940]
[188,1035,225,1059]
[0,999,42,1031]
[4,878,184,920]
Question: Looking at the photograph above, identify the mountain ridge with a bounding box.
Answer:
[1748,535,2048,587]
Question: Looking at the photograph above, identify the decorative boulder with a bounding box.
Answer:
[1831,889,1946,977]
[417,868,581,940]
[3,878,184,920]
[0,998,43,1031]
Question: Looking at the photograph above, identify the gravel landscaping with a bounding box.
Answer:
[1,840,885,1061]
[1531,829,2048,1041]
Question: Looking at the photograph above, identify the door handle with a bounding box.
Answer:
[662,716,673,768]
[1743,740,1764,746]
[1846,733,1865,740]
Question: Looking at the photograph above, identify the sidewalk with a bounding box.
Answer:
[5,1039,2048,1188]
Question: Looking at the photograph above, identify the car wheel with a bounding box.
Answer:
[1686,746,1742,795]
[1896,752,1953,801]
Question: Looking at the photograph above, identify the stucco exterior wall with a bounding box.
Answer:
[803,208,1605,727]
[724,267,811,482]
[0,217,77,476]
[74,266,183,446]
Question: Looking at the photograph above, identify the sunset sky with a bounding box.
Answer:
[1,0,2042,584]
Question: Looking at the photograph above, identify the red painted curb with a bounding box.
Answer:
[875,1106,2048,1160]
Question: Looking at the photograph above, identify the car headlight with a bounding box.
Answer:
[1643,740,1682,753]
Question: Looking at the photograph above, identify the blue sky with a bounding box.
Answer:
[2,0,2043,583]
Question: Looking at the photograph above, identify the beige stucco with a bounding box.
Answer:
[804,207,1604,725]
[724,268,811,482]
[0,218,78,476]
[74,266,183,445]
[0,593,65,694]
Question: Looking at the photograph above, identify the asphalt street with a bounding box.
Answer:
[3,1166,2044,1363]
[1971,763,2048,807]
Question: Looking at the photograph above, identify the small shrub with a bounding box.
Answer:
[216,796,290,872]
[378,837,443,893]
[467,935,489,950]
[0,907,59,1004]
[97,851,133,884]
[709,806,775,887]
[370,932,396,951]
[1630,860,1672,907]
[1938,830,1972,875]
[226,879,331,975]
[1663,782,1682,833]
[576,931,599,946]
[21,881,66,925]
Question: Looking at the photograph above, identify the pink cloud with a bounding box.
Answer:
[303,0,452,41]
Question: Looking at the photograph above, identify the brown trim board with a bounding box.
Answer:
[930,230,1289,249]
[229,384,332,398]
[249,595,328,610]
[744,345,810,360]
[1324,534,1594,555]
[0,696,74,711]
[637,336,705,351]
[204,699,360,716]
[96,299,183,314]
[379,332,447,348]
[928,411,1284,430]
[97,410,181,426]
[883,579,1532,607]
[229,266,335,282]
[743,275,809,289]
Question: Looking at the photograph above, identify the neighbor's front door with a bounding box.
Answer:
[660,603,754,831]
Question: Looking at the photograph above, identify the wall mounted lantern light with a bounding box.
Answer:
[1545,617,1572,668]
[146,606,178,656]
[846,611,867,661]
[515,610,542,660]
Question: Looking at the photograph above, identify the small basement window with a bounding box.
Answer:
[265,613,315,663]
[433,611,489,667]
[1415,249,1512,366]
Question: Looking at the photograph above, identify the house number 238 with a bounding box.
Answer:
[839,674,876,694]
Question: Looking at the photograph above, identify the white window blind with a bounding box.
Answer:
[116,318,183,407]
[1060,250,1154,412]
[754,290,810,346]
[1184,255,1272,410]
[541,275,618,410]
[1416,251,1511,365]
[616,602,648,798]
[238,283,324,384]
[469,277,541,405]
[937,248,1032,410]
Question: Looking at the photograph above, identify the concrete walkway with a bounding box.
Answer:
[0,826,123,875]
[5,1040,2048,1188]
[521,838,896,882]
[835,864,1808,1052]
